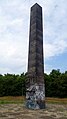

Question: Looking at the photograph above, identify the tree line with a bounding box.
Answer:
[45,69,67,98]
[0,69,67,98]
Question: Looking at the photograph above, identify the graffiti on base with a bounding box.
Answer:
[26,83,45,109]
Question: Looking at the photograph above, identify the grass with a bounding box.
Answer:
[45,97,67,104]
[0,96,67,104]
[0,96,25,104]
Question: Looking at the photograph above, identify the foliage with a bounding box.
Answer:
[45,69,67,98]
[0,69,67,98]
[0,73,26,96]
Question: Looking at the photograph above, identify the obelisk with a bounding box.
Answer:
[26,3,45,109]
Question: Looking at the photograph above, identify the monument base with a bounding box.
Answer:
[26,83,45,109]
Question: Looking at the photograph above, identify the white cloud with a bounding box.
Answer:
[0,0,29,74]
[44,64,54,74]
[0,38,27,73]
[0,0,67,74]
[43,0,67,60]
[44,39,67,59]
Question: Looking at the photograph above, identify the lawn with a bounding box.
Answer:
[45,97,67,104]
[0,96,67,104]
[0,97,67,119]
[0,96,25,104]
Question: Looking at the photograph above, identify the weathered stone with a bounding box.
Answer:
[26,3,45,109]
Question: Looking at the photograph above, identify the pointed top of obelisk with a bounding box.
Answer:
[31,3,42,10]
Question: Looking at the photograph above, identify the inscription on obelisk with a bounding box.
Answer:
[26,3,45,109]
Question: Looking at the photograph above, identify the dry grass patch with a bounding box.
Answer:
[0,96,67,104]
[0,96,25,104]
[45,97,67,104]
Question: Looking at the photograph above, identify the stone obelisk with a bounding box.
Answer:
[26,3,45,109]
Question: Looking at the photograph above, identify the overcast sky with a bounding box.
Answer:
[0,0,67,74]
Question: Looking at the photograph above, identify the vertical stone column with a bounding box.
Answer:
[26,3,45,109]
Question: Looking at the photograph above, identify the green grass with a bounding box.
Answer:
[0,101,23,104]
[0,96,67,104]
[0,96,25,104]
[45,97,67,104]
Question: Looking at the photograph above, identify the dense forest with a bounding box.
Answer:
[0,69,67,98]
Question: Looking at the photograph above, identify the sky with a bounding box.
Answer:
[0,0,67,74]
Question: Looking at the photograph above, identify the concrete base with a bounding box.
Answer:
[26,100,45,109]
[26,83,45,109]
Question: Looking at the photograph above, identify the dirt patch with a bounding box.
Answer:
[0,103,67,119]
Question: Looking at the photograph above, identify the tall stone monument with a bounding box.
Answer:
[26,3,45,109]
